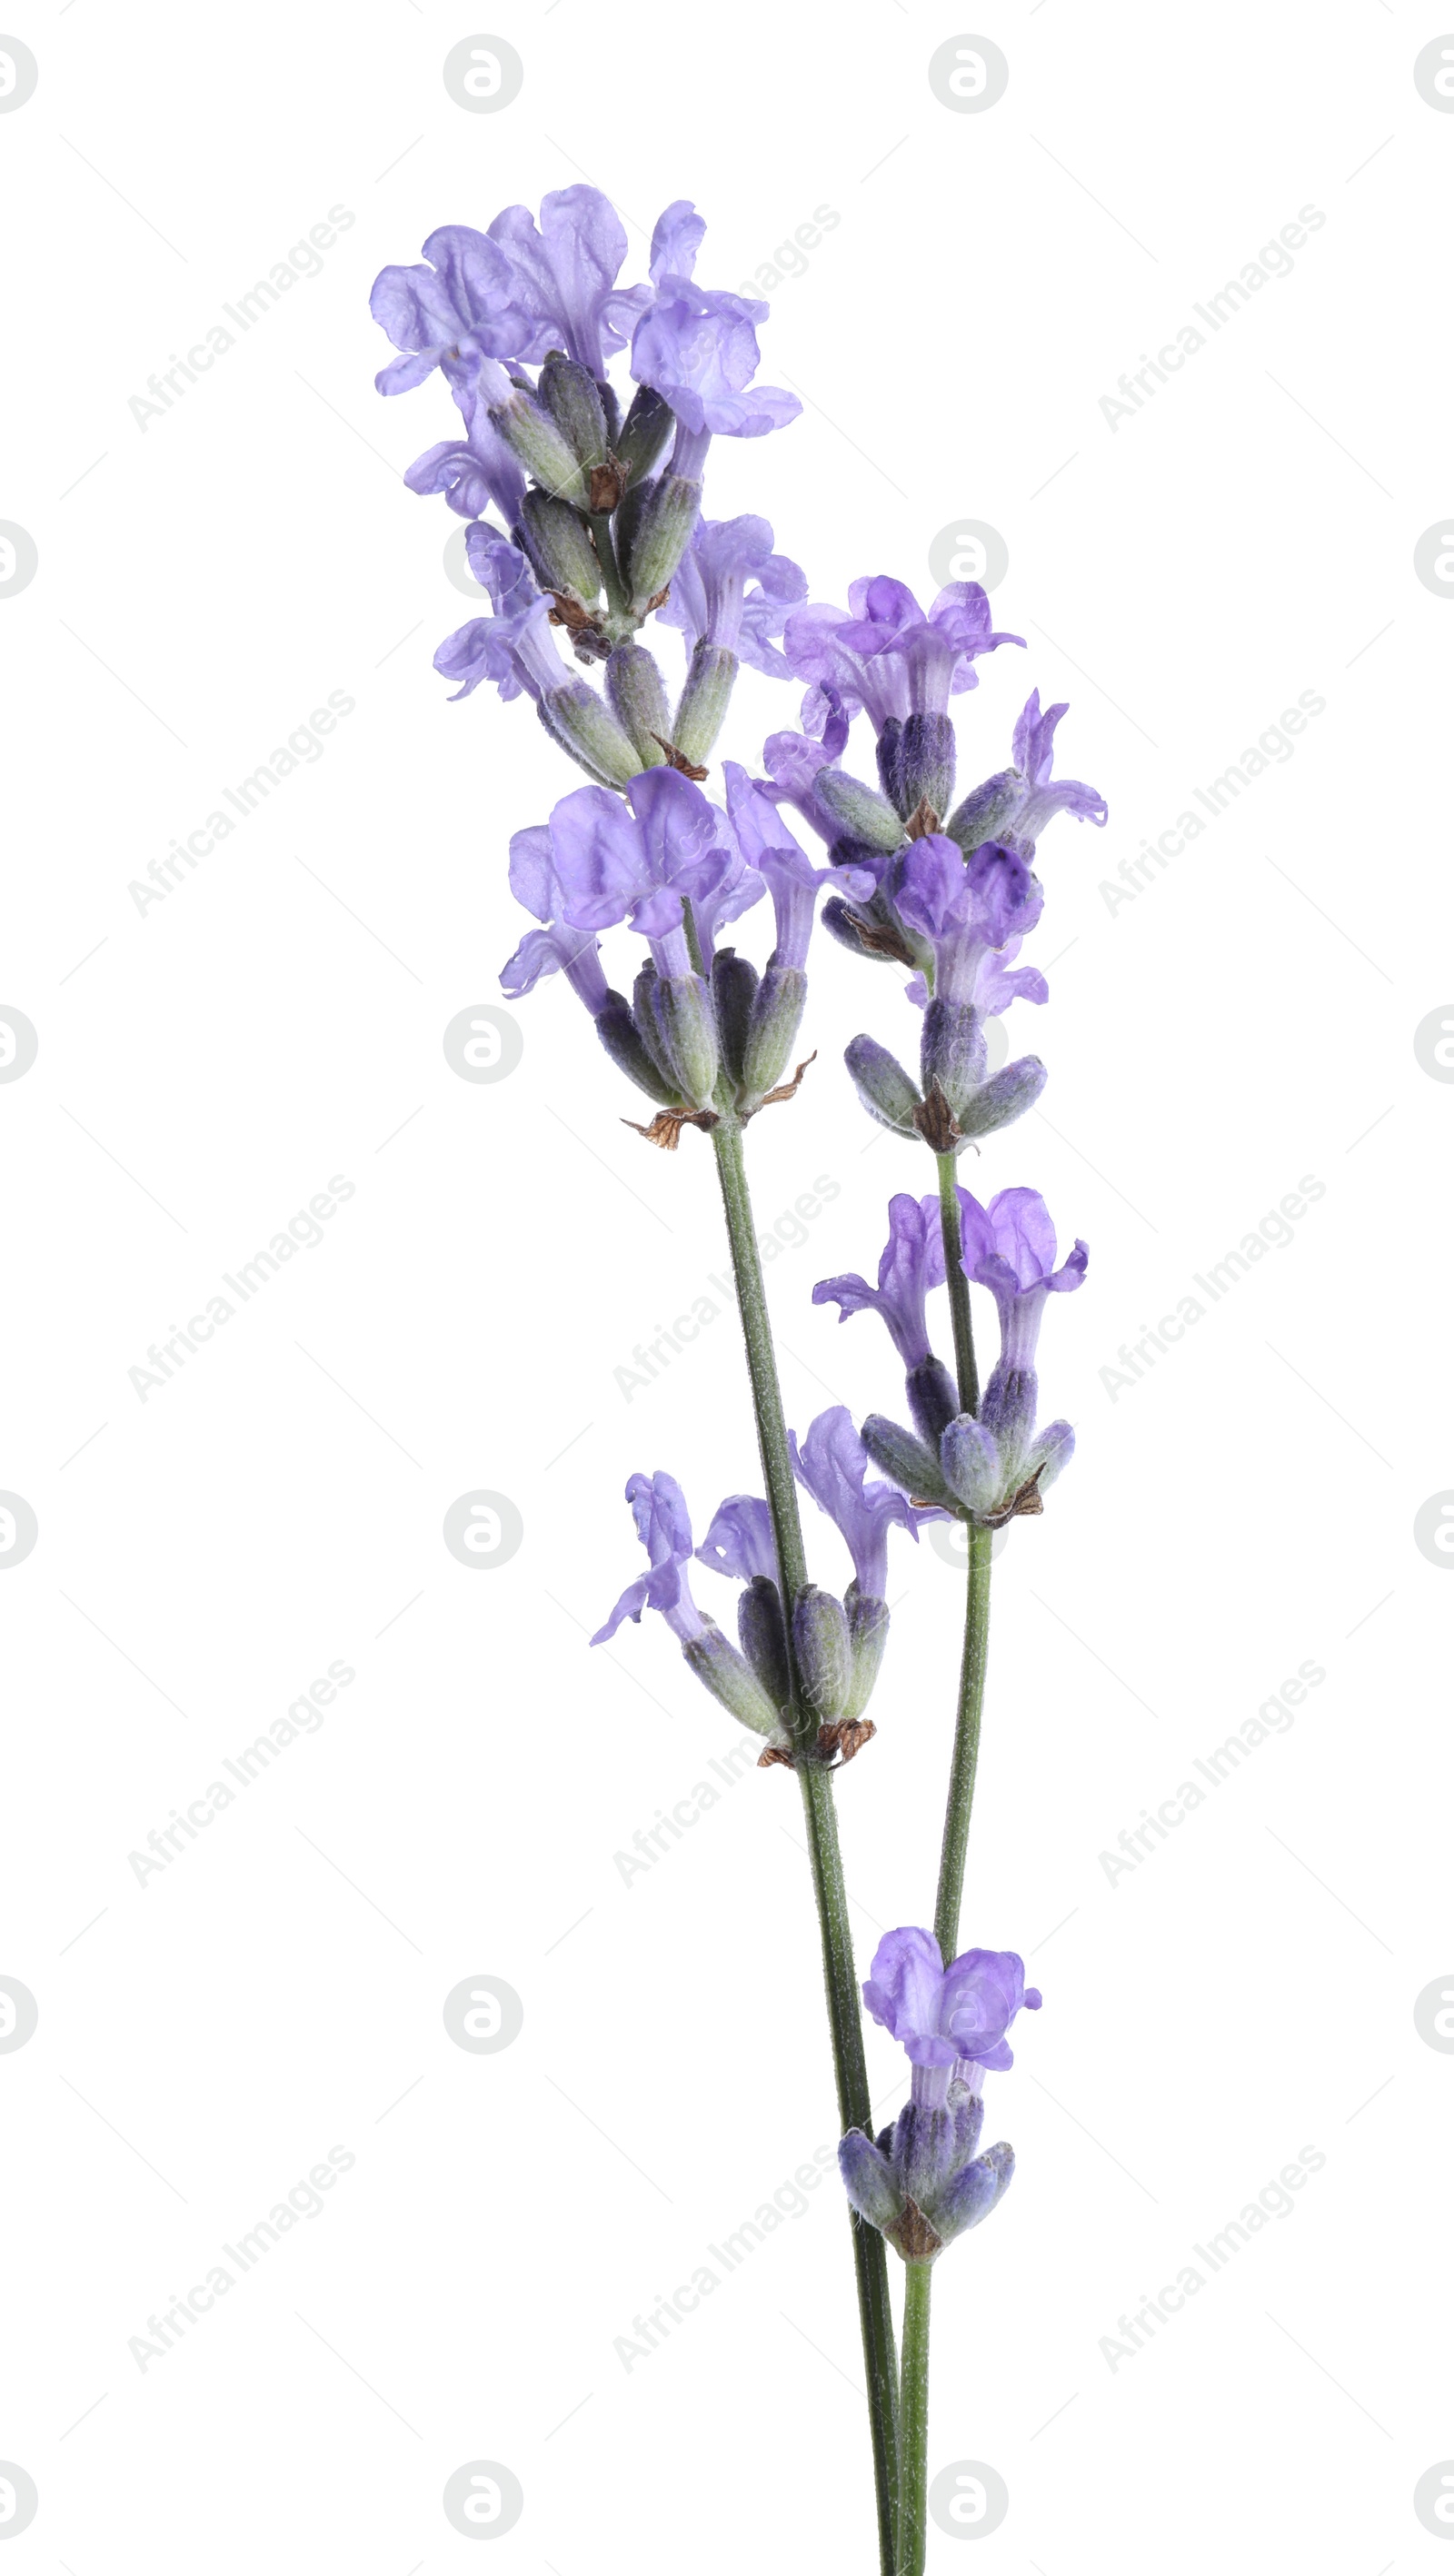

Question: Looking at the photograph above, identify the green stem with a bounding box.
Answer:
[932,1523,993,1964]
[897,2263,932,2576]
[710,1110,900,2575]
[935,1149,978,1413]
[932,1146,991,1960]
[589,511,632,626]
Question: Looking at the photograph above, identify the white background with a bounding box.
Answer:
[2,3,1450,2568]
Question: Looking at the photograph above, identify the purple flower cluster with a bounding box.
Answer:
[594,1409,929,1748]
[838,1926,1040,2260]
[821,1184,1087,1528]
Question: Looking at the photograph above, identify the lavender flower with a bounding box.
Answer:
[788,1407,924,1601]
[814,1194,945,1370]
[593,1471,704,1644]
[484,184,648,380]
[696,1493,777,1584]
[862,1925,1041,2084]
[722,765,872,972]
[593,1473,780,1737]
[861,1189,1086,1527]
[814,1193,961,1443]
[659,516,807,678]
[889,836,1042,1008]
[498,822,609,1012]
[369,225,539,393]
[947,690,1108,859]
[785,578,1023,824]
[631,262,801,444]
[403,378,528,524]
[695,1494,790,1716]
[838,1926,1039,2260]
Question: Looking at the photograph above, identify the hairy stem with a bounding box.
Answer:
[932,1523,993,1962]
[897,2262,932,2576]
[935,1149,978,1413]
[710,1110,900,2575]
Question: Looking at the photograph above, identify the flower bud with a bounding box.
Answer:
[625,474,702,612]
[632,960,679,1089]
[844,1034,923,1138]
[813,768,905,854]
[792,1584,851,1720]
[593,990,679,1105]
[485,378,591,508]
[643,970,719,1110]
[861,1414,952,1507]
[954,1054,1048,1140]
[516,491,602,610]
[681,1619,780,1736]
[673,640,738,766]
[822,896,891,960]
[605,642,671,766]
[940,1415,1000,1517]
[843,1584,889,1720]
[738,1573,790,1710]
[538,679,641,787]
[920,997,988,1122]
[943,768,1020,854]
[615,385,676,486]
[537,354,611,470]
[711,948,760,1089]
[878,712,956,826]
[906,1355,960,1447]
[740,964,805,1104]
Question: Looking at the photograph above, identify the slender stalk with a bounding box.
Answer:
[589,511,632,626]
[710,1110,900,2575]
[932,1523,993,1962]
[896,2262,933,2576]
[931,1146,992,1958]
[935,1149,978,1414]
